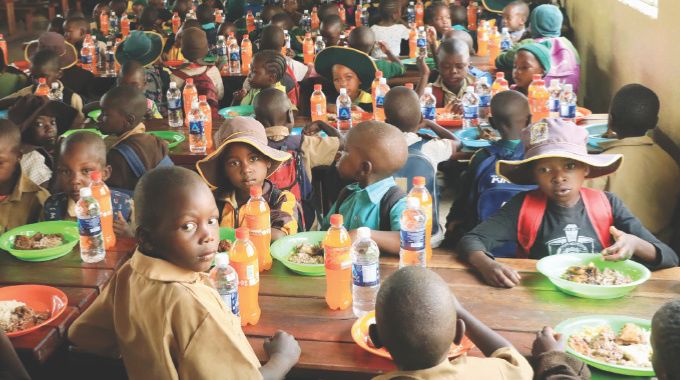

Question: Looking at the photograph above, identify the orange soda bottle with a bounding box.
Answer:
[246,11,256,33]
[34,78,50,96]
[303,33,314,64]
[477,21,488,56]
[355,6,363,26]
[100,12,109,35]
[528,74,549,123]
[0,34,8,66]
[243,186,272,271]
[182,78,197,120]
[338,4,346,23]
[120,14,130,37]
[229,227,261,326]
[324,214,352,310]
[89,171,116,249]
[415,0,424,27]
[467,1,478,31]
[488,27,500,66]
[172,12,181,34]
[241,34,252,75]
[311,7,320,29]
[114,38,122,73]
[371,70,383,98]
[310,84,327,122]
[409,25,417,58]
[373,77,389,122]
[407,176,432,264]
[197,95,213,149]
[491,72,509,96]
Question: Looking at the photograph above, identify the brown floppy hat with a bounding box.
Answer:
[8,95,79,136]
[196,117,291,190]
[24,32,78,69]
[181,27,212,66]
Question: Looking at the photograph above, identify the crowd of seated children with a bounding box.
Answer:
[348,26,405,79]
[417,38,475,110]
[370,0,410,60]
[315,46,376,112]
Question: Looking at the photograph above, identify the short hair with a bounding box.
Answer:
[506,0,530,17]
[449,4,467,25]
[378,0,401,22]
[384,86,421,132]
[0,120,21,153]
[259,25,285,51]
[30,49,60,72]
[348,26,375,54]
[64,16,89,31]
[101,85,148,120]
[610,84,660,137]
[424,1,449,25]
[139,6,159,29]
[195,3,214,24]
[490,90,529,126]
[346,121,408,174]
[437,37,469,58]
[652,299,680,376]
[320,14,343,30]
[261,4,285,23]
[318,3,340,21]
[253,87,290,126]
[253,50,287,83]
[59,130,107,167]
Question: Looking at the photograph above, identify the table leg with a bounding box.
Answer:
[5,0,16,36]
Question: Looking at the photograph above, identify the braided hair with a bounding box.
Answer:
[254,49,287,83]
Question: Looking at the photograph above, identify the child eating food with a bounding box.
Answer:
[315,46,377,112]
[417,38,475,109]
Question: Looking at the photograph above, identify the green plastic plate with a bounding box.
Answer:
[555,315,654,377]
[87,109,101,122]
[220,227,235,244]
[146,131,186,149]
[218,105,255,118]
[401,57,436,69]
[0,221,79,262]
[270,231,326,276]
[536,253,650,299]
[60,128,108,139]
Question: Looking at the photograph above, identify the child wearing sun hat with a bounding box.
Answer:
[458,118,679,288]
[314,46,377,112]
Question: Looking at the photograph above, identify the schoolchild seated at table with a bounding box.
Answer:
[449,4,468,29]
[269,12,305,55]
[148,0,172,22]
[417,38,475,110]
[369,266,534,380]
[258,25,309,87]
[196,117,298,240]
[282,0,302,25]
[348,26,405,79]
[370,0,410,59]
[43,131,134,237]
[502,1,531,42]
[511,42,551,95]
[233,50,290,107]
[63,17,107,57]
[130,0,148,29]
[318,3,341,22]
[585,84,680,244]
[458,118,679,288]
[89,2,110,40]
[164,19,201,62]
[172,0,192,20]
[320,15,344,48]
[531,326,592,379]
[650,299,680,380]
[170,27,224,103]
[314,46,376,113]
[137,6,165,35]
[99,86,171,191]
[117,61,163,119]
[196,3,218,46]
[0,120,50,232]
[321,122,408,255]
[441,30,493,85]
[424,1,452,40]
[68,166,301,379]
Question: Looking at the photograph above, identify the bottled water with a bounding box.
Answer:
[315,36,325,54]
[301,10,311,32]
[475,77,491,125]
[216,35,227,66]
[80,45,92,72]
[548,79,562,118]
[255,12,263,30]
[461,85,480,129]
[109,11,119,36]
[188,100,206,153]
[336,88,352,135]
[351,227,380,318]
[338,33,348,47]
[406,2,416,24]
[283,30,291,53]
[105,41,115,76]
[228,37,241,75]
[373,77,389,122]
[76,187,106,263]
[417,26,427,57]
[167,82,183,128]
[500,27,513,51]
[399,197,426,268]
[559,84,577,121]
[420,86,436,120]
[210,253,240,317]
[47,82,62,101]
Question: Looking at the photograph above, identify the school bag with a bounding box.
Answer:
[110,143,174,195]
[517,188,613,257]
[333,185,406,232]
[43,190,133,222]
[283,65,300,107]
[171,66,220,119]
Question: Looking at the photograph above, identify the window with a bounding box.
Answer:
[618,0,659,19]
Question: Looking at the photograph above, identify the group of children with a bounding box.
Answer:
[1,0,679,378]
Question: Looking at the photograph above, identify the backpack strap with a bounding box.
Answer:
[111,143,147,179]
[334,186,352,212]
[580,188,613,248]
[517,190,548,258]
[379,185,406,231]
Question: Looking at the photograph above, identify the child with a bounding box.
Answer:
[234,50,288,107]
[502,1,530,42]
[64,17,106,55]
[148,0,173,22]
[99,86,171,191]
[531,326,592,379]
[269,13,305,56]
[349,26,405,79]
[0,49,28,99]
[196,117,298,240]
[370,0,410,59]
[196,3,218,46]
[511,42,551,95]
[117,61,162,119]
[258,25,309,88]
[417,38,475,109]
[459,118,679,288]
[321,121,408,255]
[424,1,452,39]
[44,131,134,237]
[441,31,493,85]
[651,299,680,380]
[68,166,301,379]
[585,84,680,244]
[0,120,50,232]
[138,6,164,34]
[108,0,127,17]
[369,266,534,379]
[90,2,110,39]
[318,3,340,22]
[315,46,376,112]
[320,15,344,47]
[282,0,302,24]
[170,27,224,103]
[449,4,467,28]
[172,0,192,20]
[164,19,201,62]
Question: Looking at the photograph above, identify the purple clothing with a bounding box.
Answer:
[536,37,581,93]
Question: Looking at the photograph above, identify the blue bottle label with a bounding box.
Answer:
[352,263,380,287]
[230,51,240,61]
[500,40,511,51]
[463,105,479,119]
[168,98,181,110]
[81,55,92,65]
[220,290,239,316]
[217,47,227,56]
[421,105,435,120]
[376,95,385,107]
[416,38,427,48]
[78,216,102,236]
[479,95,491,107]
[560,104,576,118]
[400,229,425,250]
[338,106,351,121]
[549,98,560,113]
[189,120,204,135]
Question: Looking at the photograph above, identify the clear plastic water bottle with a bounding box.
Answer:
[462,85,480,129]
[559,84,577,121]
[417,26,427,57]
[105,41,115,76]
[406,2,416,24]
[351,227,380,318]
[301,9,311,32]
[399,197,426,268]
[548,79,562,118]
[210,252,240,317]
[188,99,206,153]
[475,77,491,125]
[216,35,227,66]
[255,12,263,30]
[336,87,352,135]
[420,86,436,120]
[283,30,291,53]
[315,36,325,54]
[500,27,513,51]
[47,82,63,101]
[109,11,119,36]
[228,37,241,75]
[76,187,106,263]
[167,82,183,128]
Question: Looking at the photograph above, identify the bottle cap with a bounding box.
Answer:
[405,83,414,90]
[186,78,193,85]
[466,85,474,93]
[249,186,262,197]
[375,70,383,79]
[550,79,560,87]
[357,226,371,239]
[407,197,420,208]
[38,78,46,84]
[423,86,432,94]
[90,171,102,181]
[330,214,343,226]
[413,176,425,186]
[314,84,322,91]
[215,252,229,267]
[379,77,386,84]
[532,74,542,81]
[170,81,177,88]
[79,187,93,197]
[339,87,347,95]
[563,84,573,91]
[496,72,504,78]
[235,226,249,240]
[199,95,207,102]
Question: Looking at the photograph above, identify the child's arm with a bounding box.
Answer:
[232,89,247,106]
[420,119,456,140]
[304,120,344,150]
[532,326,591,379]
[376,41,402,64]
[415,56,430,97]
[259,330,301,380]
[113,211,135,238]
[352,230,401,255]
[454,295,513,356]
[0,331,30,380]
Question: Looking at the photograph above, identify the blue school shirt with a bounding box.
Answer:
[321,177,407,231]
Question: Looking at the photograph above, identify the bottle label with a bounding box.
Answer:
[338,106,351,121]
[220,289,240,316]
[376,95,385,108]
[245,214,271,234]
[352,263,380,287]
[78,215,102,236]
[168,98,181,110]
[478,94,491,107]
[81,55,92,65]
[500,40,512,51]
[400,229,425,250]
[217,46,227,56]
[549,98,560,113]
[325,246,351,270]
[463,105,479,119]
[416,37,427,48]
[189,120,204,135]
[421,105,435,120]
[230,51,240,61]
[560,104,576,118]
[233,262,259,286]
[315,104,324,115]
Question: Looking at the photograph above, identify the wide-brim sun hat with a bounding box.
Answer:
[196,117,292,190]
[481,0,514,13]
[114,30,164,67]
[8,95,79,136]
[24,32,78,69]
[314,46,377,92]
[497,118,623,185]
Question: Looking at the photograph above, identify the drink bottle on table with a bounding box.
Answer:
[420,86,436,120]
[198,95,213,150]
[311,84,327,122]
[315,36,326,55]
[406,2,415,24]
[183,78,197,119]
[229,227,260,326]
[417,26,427,58]
[241,35,253,75]
[399,197,426,268]
[77,187,106,263]
[303,33,315,64]
[336,88,353,135]
[47,82,62,101]
[325,214,352,310]
[243,186,272,271]
[415,0,424,26]
[312,7,320,29]
[34,78,49,96]
[548,79,562,118]
[89,171,115,250]
[559,84,577,122]
[210,252,240,317]
[467,1,478,31]
[500,27,513,51]
[462,85,480,129]
[491,72,509,96]
[475,77,491,125]
[351,227,380,317]
[409,26,417,58]
[188,99,206,153]
[167,82,183,128]
[528,75,549,123]
[407,176,432,263]
[228,37,241,75]
[373,77,390,122]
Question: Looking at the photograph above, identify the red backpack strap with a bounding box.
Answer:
[517,190,548,258]
[171,68,189,80]
[580,188,613,249]
[431,85,444,108]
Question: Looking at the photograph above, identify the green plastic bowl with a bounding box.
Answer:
[218,105,255,118]
[536,253,651,299]
[555,315,654,377]
[60,128,108,139]
[0,221,79,262]
[270,231,326,276]
[146,131,186,149]
[219,227,235,244]
[88,109,102,122]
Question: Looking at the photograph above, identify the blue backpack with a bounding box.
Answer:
[43,190,133,222]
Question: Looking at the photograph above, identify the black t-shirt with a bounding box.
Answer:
[458,191,679,270]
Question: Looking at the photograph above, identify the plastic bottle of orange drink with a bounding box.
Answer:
[338,4,346,23]
[183,78,197,122]
[528,74,549,122]
[477,21,488,56]
[241,34,252,75]
[409,25,417,58]
[407,176,432,264]
[172,12,181,34]
[310,84,327,122]
[120,14,130,37]
[197,95,213,149]
[311,7,320,29]
[467,1,478,31]
[303,33,314,64]
[243,186,272,271]
[34,78,50,96]
[0,34,8,66]
[246,10,255,33]
[491,72,509,96]
[229,227,261,326]
[488,27,500,66]
[100,12,109,36]
[415,0,424,26]
[324,214,352,310]
[89,171,116,249]
[371,70,383,101]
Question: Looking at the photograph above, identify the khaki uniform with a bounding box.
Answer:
[0,169,50,232]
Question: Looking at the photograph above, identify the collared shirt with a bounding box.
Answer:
[0,168,50,232]
[68,250,262,380]
[20,150,52,186]
[107,122,146,149]
[403,132,453,166]
[372,347,533,380]
[322,177,407,231]
[431,74,474,107]
[265,126,340,180]
[353,90,373,107]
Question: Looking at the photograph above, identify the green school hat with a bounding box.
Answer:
[530,4,563,38]
[481,0,514,13]
[314,46,377,92]
[518,41,552,73]
[115,30,164,67]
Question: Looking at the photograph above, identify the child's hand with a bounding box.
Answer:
[602,226,642,261]
[532,326,564,356]
[304,120,331,136]
[113,212,135,238]
[263,330,301,364]
[416,55,430,76]
[232,89,247,102]
[376,40,390,54]
[426,26,438,46]
[477,258,521,288]
[444,99,463,115]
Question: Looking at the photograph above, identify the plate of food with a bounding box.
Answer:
[585,123,617,148]
[164,59,186,68]
[0,221,79,262]
[453,126,501,149]
[326,111,373,127]
[60,128,108,139]
[575,107,593,124]
[536,253,650,299]
[351,310,475,360]
[0,284,68,338]
[218,105,255,118]
[435,108,463,128]
[270,231,326,276]
[400,57,436,69]
[555,315,654,377]
[146,131,186,149]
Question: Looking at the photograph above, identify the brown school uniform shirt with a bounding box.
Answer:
[372,347,533,380]
[105,123,169,191]
[67,250,263,380]
[265,126,340,179]
[0,168,50,232]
